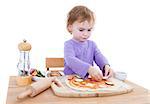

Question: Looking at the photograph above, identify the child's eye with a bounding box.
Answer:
[79,29,84,32]
[88,29,91,32]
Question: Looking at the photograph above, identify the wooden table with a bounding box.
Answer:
[6,76,150,104]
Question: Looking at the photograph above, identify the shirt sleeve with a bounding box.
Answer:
[64,42,90,78]
[93,42,109,70]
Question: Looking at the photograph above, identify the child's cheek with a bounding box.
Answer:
[77,31,83,36]
[74,30,82,36]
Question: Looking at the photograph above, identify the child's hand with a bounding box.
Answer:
[104,65,113,78]
[88,66,103,81]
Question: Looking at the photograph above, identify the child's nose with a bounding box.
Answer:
[83,31,89,36]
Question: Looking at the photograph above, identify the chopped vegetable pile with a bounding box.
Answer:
[30,69,45,77]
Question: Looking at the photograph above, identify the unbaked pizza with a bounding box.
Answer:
[65,75,114,91]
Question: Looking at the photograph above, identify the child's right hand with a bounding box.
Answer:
[88,66,103,81]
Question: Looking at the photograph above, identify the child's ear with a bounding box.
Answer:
[67,25,72,33]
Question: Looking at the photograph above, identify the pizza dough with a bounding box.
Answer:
[65,75,115,91]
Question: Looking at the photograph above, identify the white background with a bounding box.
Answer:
[0,0,150,103]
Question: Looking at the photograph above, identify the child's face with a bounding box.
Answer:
[68,20,94,42]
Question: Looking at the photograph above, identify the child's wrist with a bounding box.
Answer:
[88,66,94,73]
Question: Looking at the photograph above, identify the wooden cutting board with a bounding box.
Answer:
[51,75,133,97]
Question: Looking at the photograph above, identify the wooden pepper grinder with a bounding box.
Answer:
[16,39,32,86]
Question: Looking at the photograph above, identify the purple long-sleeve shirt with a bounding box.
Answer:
[64,39,109,79]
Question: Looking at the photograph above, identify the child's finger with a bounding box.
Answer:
[95,77,102,81]
[96,73,103,81]
[91,75,102,81]
[104,68,109,77]
[96,75,101,81]
[107,69,113,78]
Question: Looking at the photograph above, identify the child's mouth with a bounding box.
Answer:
[82,38,87,40]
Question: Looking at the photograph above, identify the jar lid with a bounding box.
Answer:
[18,39,32,51]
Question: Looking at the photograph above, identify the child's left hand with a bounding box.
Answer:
[104,65,113,78]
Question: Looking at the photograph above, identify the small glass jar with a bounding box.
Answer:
[17,51,30,76]
[17,39,32,86]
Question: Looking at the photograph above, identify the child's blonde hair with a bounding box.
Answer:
[67,5,95,33]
